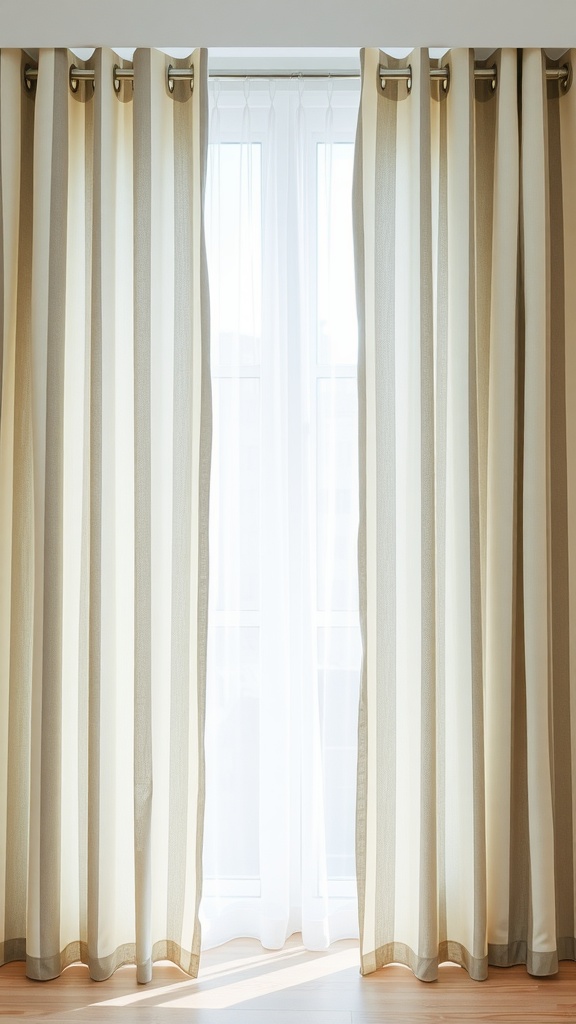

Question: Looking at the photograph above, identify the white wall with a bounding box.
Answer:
[1,0,575,48]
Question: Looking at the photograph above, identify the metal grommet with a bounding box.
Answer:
[406,63,412,92]
[442,64,450,92]
[23,63,36,92]
[113,64,122,93]
[189,64,193,91]
[167,63,174,93]
[491,63,498,91]
[69,63,79,93]
[561,61,572,90]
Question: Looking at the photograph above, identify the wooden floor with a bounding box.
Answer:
[1,936,576,1023]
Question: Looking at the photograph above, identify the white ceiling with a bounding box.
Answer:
[5,0,576,49]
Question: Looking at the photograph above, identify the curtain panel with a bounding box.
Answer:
[0,47,211,982]
[354,46,576,981]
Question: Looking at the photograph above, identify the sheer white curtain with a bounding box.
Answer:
[201,76,361,950]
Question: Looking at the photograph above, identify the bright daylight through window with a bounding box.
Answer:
[201,71,362,951]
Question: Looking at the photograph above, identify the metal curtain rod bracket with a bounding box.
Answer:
[24,63,354,90]
[23,60,571,92]
[379,63,570,91]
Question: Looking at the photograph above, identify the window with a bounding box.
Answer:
[201,76,362,950]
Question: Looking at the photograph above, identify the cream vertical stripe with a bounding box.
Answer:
[444,48,486,975]
[87,47,136,980]
[30,48,69,976]
[165,46,210,973]
[177,46,210,968]
[132,46,155,986]
[390,47,422,967]
[87,45,104,974]
[1,50,34,966]
[413,47,436,972]
[372,48,399,970]
[354,45,403,976]
[353,46,382,975]
[482,48,519,955]
[433,53,449,954]
[0,46,210,983]
[521,49,557,971]
[167,55,195,959]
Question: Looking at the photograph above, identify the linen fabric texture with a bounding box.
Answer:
[354,46,576,981]
[0,47,211,982]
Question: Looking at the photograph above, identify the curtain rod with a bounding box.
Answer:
[23,63,570,91]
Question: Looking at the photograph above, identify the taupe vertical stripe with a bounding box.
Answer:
[561,46,576,964]
[373,49,398,960]
[464,46,487,967]
[509,53,531,960]
[435,61,448,951]
[167,54,195,949]
[0,57,3,411]
[474,54,499,624]
[546,75,574,945]
[77,50,95,955]
[483,48,519,962]
[507,219,530,962]
[133,48,153,985]
[416,47,438,966]
[4,52,35,960]
[39,48,69,969]
[192,45,211,967]
[87,46,103,965]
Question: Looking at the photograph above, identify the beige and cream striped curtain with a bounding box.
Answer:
[354,46,576,981]
[0,47,211,982]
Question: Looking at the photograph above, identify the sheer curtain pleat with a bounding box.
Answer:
[355,45,576,982]
[0,46,211,982]
[202,77,361,951]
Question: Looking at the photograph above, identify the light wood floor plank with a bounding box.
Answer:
[1,937,575,1023]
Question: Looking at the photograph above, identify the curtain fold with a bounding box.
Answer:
[0,46,210,982]
[354,45,576,981]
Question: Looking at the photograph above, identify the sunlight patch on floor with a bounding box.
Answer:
[91,945,359,1010]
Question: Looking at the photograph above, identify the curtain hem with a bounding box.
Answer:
[360,939,488,982]
[0,938,200,982]
[361,938,576,981]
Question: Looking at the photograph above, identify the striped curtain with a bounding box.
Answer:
[0,48,211,982]
[354,47,576,981]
